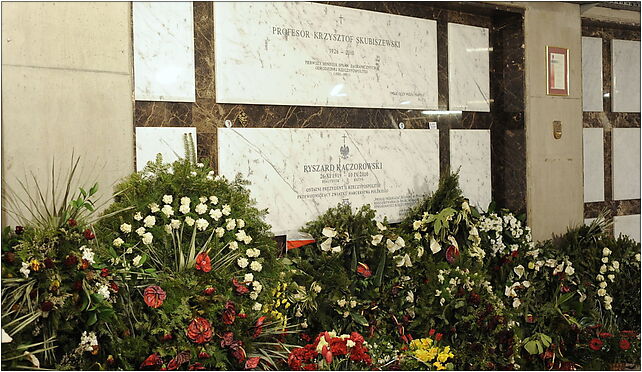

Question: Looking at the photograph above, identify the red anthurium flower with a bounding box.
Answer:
[83,229,95,240]
[195,252,212,273]
[238,313,247,319]
[589,338,604,351]
[620,338,631,351]
[356,262,372,278]
[245,357,261,370]
[203,287,216,295]
[445,245,460,264]
[322,345,333,364]
[140,353,163,369]
[187,317,213,344]
[167,350,191,371]
[222,301,237,325]
[230,341,246,363]
[143,285,167,308]
[220,331,235,348]
[232,278,250,295]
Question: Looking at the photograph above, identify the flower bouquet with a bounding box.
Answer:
[287,331,372,370]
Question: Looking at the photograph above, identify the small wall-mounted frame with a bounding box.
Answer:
[546,46,569,96]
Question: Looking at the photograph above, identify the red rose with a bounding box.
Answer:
[84,229,95,240]
[40,301,54,312]
[110,281,119,293]
[67,218,77,227]
[356,262,372,278]
[187,317,213,344]
[619,338,631,351]
[203,287,216,295]
[64,255,79,267]
[195,252,211,273]
[143,285,167,308]
[445,245,460,264]
[245,356,260,370]
[140,353,163,369]
[15,226,24,235]
[101,268,110,277]
[589,338,604,351]
[232,278,250,295]
[44,258,54,269]
[222,301,237,325]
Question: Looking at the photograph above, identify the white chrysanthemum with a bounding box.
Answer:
[20,262,31,278]
[162,195,173,204]
[120,223,132,233]
[81,246,95,264]
[143,215,156,228]
[170,219,181,229]
[237,257,249,268]
[209,196,219,205]
[237,219,245,228]
[252,302,262,311]
[180,197,191,206]
[210,209,222,221]
[250,261,263,272]
[229,241,239,250]
[134,212,143,221]
[244,273,254,282]
[185,216,195,226]
[322,227,338,238]
[142,232,153,245]
[161,205,174,217]
[113,237,124,247]
[133,255,143,267]
[195,203,208,215]
[222,204,231,216]
[226,218,237,231]
[195,218,209,231]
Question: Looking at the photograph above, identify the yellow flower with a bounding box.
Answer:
[425,347,439,361]
[410,339,422,350]
[414,349,432,362]
[30,259,42,271]
[421,338,433,348]
[433,361,446,370]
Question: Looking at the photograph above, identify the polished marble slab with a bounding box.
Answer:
[135,127,197,171]
[133,2,195,102]
[582,37,603,112]
[611,39,640,113]
[612,128,640,200]
[214,2,438,109]
[449,129,492,210]
[218,128,440,234]
[583,128,605,202]
[614,214,641,243]
[448,23,490,112]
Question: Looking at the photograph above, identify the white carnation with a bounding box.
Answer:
[195,203,208,215]
[120,223,132,233]
[179,204,190,214]
[180,197,191,205]
[237,257,249,268]
[170,219,181,229]
[185,216,195,226]
[113,237,124,247]
[229,241,239,250]
[162,194,173,204]
[142,232,153,245]
[226,218,237,231]
[143,215,156,228]
[216,227,225,238]
[149,203,160,213]
[250,261,263,272]
[210,209,223,221]
[136,227,146,236]
[161,205,174,217]
[134,212,143,221]
[252,302,262,311]
[195,218,209,231]
[209,196,218,205]
[222,204,231,216]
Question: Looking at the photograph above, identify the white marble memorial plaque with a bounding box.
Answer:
[612,39,641,113]
[582,37,603,112]
[214,2,438,110]
[133,2,195,102]
[612,128,640,200]
[136,127,197,172]
[218,128,440,235]
[449,129,492,210]
[448,23,490,112]
[583,128,604,202]
[614,214,641,243]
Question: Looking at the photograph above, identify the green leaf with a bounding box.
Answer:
[540,334,552,346]
[89,183,98,196]
[351,313,369,327]
[87,312,98,326]
[80,187,87,198]
[524,340,538,355]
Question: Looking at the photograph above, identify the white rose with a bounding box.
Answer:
[161,205,174,217]
[371,234,383,246]
[143,215,156,228]
[237,257,249,268]
[149,203,160,213]
[216,227,225,238]
[229,241,239,250]
[599,281,607,289]
[113,237,124,247]
[250,261,263,272]
[603,248,611,256]
[120,223,132,233]
[195,218,209,231]
[513,265,525,279]
[322,227,338,238]
[608,274,615,282]
[136,227,146,236]
[162,195,173,204]
[222,204,231,216]
[600,264,607,274]
[179,204,190,214]
[185,216,195,226]
[180,197,191,205]
[596,274,605,281]
[602,257,609,263]
[209,196,219,205]
[604,295,613,303]
[142,232,153,245]
[210,209,223,221]
[195,203,208,215]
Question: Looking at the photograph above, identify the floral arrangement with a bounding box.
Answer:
[287,331,372,370]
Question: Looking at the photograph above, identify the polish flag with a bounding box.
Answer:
[286,231,315,250]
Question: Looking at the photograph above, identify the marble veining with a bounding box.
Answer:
[611,39,641,113]
[612,128,640,200]
[214,2,438,109]
[135,127,197,171]
[449,129,492,210]
[613,214,641,243]
[583,128,605,202]
[217,128,440,235]
[133,2,195,102]
[448,22,490,112]
[582,37,603,112]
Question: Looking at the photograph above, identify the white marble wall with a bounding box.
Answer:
[449,129,492,210]
[614,214,641,243]
[611,39,640,112]
[133,2,195,102]
[448,23,490,112]
[583,128,604,202]
[612,128,641,200]
[582,37,603,112]
[135,127,197,171]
